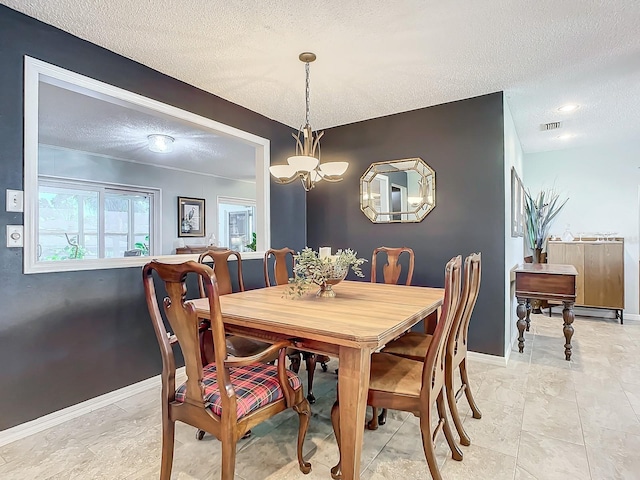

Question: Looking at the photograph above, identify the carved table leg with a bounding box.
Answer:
[304,352,317,404]
[335,346,371,480]
[525,300,532,332]
[516,297,527,353]
[424,308,439,335]
[562,301,575,361]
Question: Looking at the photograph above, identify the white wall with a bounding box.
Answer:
[524,140,640,318]
[503,96,525,356]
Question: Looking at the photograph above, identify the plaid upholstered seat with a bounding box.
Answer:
[175,362,302,419]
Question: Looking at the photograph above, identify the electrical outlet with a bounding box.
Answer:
[6,189,24,212]
[6,225,23,247]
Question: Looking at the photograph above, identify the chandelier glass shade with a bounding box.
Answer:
[269,52,348,191]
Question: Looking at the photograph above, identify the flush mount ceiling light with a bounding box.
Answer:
[556,133,575,140]
[558,104,580,113]
[269,52,348,192]
[147,134,174,153]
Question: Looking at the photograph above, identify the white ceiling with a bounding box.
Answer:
[3,1,640,154]
[38,82,257,180]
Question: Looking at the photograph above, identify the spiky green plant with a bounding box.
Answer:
[524,189,568,250]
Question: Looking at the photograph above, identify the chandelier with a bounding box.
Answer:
[269,52,348,191]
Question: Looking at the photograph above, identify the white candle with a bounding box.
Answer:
[319,246,332,259]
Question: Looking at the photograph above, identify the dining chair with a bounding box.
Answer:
[198,248,273,362]
[381,253,483,446]
[197,248,275,440]
[371,246,415,286]
[143,260,312,480]
[330,255,464,480]
[369,246,415,428]
[264,247,330,404]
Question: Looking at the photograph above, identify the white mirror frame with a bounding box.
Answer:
[23,56,270,274]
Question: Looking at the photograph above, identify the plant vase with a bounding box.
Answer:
[533,248,543,264]
[288,247,366,299]
[316,264,349,298]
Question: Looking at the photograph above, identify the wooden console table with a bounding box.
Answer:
[514,263,578,360]
[176,245,227,255]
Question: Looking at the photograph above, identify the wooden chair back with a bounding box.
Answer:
[264,247,295,286]
[371,246,415,285]
[143,260,233,420]
[197,249,244,296]
[447,253,481,364]
[144,260,313,478]
[421,255,462,401]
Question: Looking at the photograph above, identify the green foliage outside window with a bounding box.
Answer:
[245,232,257,252]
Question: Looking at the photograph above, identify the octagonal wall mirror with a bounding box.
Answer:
[360,157,435,223]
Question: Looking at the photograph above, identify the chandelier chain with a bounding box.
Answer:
[305,61,311,127]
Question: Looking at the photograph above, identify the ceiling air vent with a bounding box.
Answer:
[541,121,563,131]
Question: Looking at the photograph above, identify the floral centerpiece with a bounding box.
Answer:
[288,247,367,298]
[524,188,568,261]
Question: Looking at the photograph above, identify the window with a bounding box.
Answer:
[38,178,157,261]
[217,197,257,253]
[24,57,271,273]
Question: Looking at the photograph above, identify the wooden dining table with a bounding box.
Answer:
[190,280,444,480]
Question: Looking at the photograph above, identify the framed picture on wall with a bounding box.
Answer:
[511,168,525,237]
[517,175,526,237]
[178,196,206,237]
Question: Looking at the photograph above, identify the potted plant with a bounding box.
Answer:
[288,247,367,298]
[524,189,568,263]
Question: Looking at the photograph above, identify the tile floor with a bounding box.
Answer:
[2,312,640,479]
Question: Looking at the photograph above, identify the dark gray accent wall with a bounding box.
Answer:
[307,93,506,356]
[0,6,305,430]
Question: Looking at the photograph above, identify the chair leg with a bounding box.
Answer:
[160,418,175,480]
[220,437,237,480]
[289,351,302,373]
[293,397,313,474]
[304,353,317,404]
[419,401,442,480]
[460,358,482,419]
[367,406,380,430]
[437,388,463,461]
[367,407,387,430]
[330,400,342,480]
[378,408,387,426]
[445,363,470,446]
[317,354,330,372]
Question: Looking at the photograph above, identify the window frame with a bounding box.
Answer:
[24,56,271,274]
[217,195,257,253]
[38,176,160,262]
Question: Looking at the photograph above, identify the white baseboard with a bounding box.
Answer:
[467,350,508,367]
[503,343,513,365]
[503,327,519,363]
[623,313,640,322]
[0,367,185,448]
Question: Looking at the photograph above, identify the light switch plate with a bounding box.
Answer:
[6,225,23,247]
[6,189,24,212]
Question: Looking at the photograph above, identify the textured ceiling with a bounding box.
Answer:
[38,82,256,180]
[3,1,640,153]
